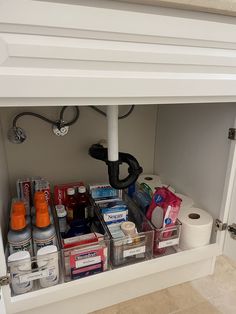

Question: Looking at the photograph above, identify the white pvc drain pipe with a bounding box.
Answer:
[107,105,119,162]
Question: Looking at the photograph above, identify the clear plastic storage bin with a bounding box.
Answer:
[7,249,62,296]
[94,193,154,267]
[153,220,182,257]
[55,203,111,282]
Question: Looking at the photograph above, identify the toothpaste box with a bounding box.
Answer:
[34,179,51,204]
[16,177,43,212]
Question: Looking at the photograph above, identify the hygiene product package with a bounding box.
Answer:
[146,187,182,255]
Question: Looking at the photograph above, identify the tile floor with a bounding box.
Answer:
[90,256,236,314]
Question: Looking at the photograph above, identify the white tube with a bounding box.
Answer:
[107,105,119,161]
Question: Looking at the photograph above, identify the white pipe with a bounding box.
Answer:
[107,105,119,161]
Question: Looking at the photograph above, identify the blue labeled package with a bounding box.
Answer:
[98,200,128,225]
[89,184,121,200]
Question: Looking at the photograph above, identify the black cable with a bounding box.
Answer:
[13,112,58,128]
[12,105,132,134]
[13,106,80,128]
[90,105,135,119]
[59,106,80,126]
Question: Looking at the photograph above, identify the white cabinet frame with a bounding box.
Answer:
[0,0,236,104]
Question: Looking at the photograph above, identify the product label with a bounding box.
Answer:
[123,246,146,258]
[71,263,102,279]
[64,233,97,245]
[103,210,127,224]
[90,185,121,200]
[69,247,105,279]
[19,269,50,283]
[67,207,74,220]
[158,238,179,248]
[33,234,57,253]
[39,265,59,287]
[9,238,33,257]
[11,273,33,294]
[75,256,101,268]
[59,218,67,233]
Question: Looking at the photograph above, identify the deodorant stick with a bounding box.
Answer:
[37,245,59,288]
[8,251,33,295]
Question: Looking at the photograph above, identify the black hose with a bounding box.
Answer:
[13,106,80,129]
[90,105,135,120]
[89,144,143,189]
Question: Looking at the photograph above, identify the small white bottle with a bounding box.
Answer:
[37,245,59,288]
[8,251,33,295]
[55,204,67,236]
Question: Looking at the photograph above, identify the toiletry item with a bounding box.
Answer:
[146,187,182,229]
[75,186,89,219]
[32,200,53,226]
[37,245,59,288]
[69,244,107,280]
[11,200,31,226]
[176,193,194,211]
[64,219,91,238]
[179,207,213,250]
[108,223,126,239]
[120,221,136,236]
[147,187,182,255]
[132,190,151,214]
[137,174,161,195]
[89,183,122,200]
[16,178,32,214]
[33,202,57,253]
[8,212,33,256]
[55,204,67,236]
[34,179,51,204]
[31,191,47,217]
[65,187,77,224]
[54,181,84,205]
[8,251,33,295]
[98,200,128,225]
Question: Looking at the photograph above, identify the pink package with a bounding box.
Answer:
[146,187,182,254]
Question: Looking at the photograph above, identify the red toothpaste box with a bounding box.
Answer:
[54,181,84,205]
[35,179,51,203]
[17,178,32,213]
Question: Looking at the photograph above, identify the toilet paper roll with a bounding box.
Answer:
[137,174,161,194]
[178,207,213,250]
[176,193,194,211]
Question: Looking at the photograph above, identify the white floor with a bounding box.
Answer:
[91,255,236,314]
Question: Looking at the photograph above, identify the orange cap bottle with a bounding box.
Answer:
[12,201,27,216]
[11,212,26,230]
[34,191,46,206]
[35,202,50,228]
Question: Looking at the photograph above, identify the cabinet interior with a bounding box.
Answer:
[0,102,235,247]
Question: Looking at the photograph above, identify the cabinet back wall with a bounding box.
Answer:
[0,105,157,195]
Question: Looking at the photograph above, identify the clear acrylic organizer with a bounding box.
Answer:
[55,203,111,282]
[7,249,62,296]
[94,193,154,267]
[152,220,182,257]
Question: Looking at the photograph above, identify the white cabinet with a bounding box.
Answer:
[1,1,236,314]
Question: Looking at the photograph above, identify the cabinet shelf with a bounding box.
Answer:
[4,243,219,313]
